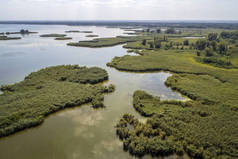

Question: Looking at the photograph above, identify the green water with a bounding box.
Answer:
[0,25,187,159]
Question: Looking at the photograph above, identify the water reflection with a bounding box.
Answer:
[0,25,186,159]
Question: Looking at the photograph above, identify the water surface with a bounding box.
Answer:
[0,25,186,159]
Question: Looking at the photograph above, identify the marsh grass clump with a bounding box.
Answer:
[85,35,99,37]
[0,36,21,40]
[0,65,113,137]
[55,37,72,40]
[40,34,67,38]
[103,84,116,93]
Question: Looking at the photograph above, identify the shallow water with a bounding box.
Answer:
[0,25,186,159]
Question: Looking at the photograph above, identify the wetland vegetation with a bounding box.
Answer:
[107,28,238,159]
[85,34,99,37]
[1,23,238,159]
[4,29,38,35]
[0,65,114,137]
[40,34,67,37]
[67,36,151,48]
[55,37,73,40]
[0,35,21,40]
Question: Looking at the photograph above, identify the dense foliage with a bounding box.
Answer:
[0,65,114,137]
[116,90,238,158]
[108,30,238,158]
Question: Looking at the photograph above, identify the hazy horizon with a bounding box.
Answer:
[0,0,238,21]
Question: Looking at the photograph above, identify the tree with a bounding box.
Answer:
[195,39,207,50]
[154,40,161,49]
[218,42,227,55]
[156,28,161,33]
[169,42,173,48]
[210,41,217,51]
[183,40,189,46]
[154,37,162,49]
[148,42,154,48]
[205,48,214,57]
[142,39,147,46]
[208,33,218,41]
[220,31,231,39]
[197,51,201,56]
[166,28,176,34]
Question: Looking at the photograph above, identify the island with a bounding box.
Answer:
[0,35,21,40]
[85,34,99,37]
[5,29,38,35]
[65,30,93,33]
[40,34,67,37]
[0,65,115,137]
[65,30,81,33]
[55,37,73,40]
[67,36,150,48]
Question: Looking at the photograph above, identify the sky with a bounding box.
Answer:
[0,0,237,21]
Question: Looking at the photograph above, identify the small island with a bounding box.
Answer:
[65,30,93,33]
[65,30,81,33]
[0,35,21,40]
[86,34,99,37]
[80,31,93,33]
[55,37,73,40]
[40,34,67,37]
[5,29,38,35]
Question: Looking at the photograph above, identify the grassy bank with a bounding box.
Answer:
[0,65,115,137]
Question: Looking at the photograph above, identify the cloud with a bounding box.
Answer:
[0,0,237,20]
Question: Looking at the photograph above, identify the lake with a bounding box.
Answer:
[0,24,186,159]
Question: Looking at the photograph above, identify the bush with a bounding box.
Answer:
[141,39,147,45]
[183,40,189,46]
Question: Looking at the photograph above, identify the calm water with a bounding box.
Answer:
[0,25,186,159]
